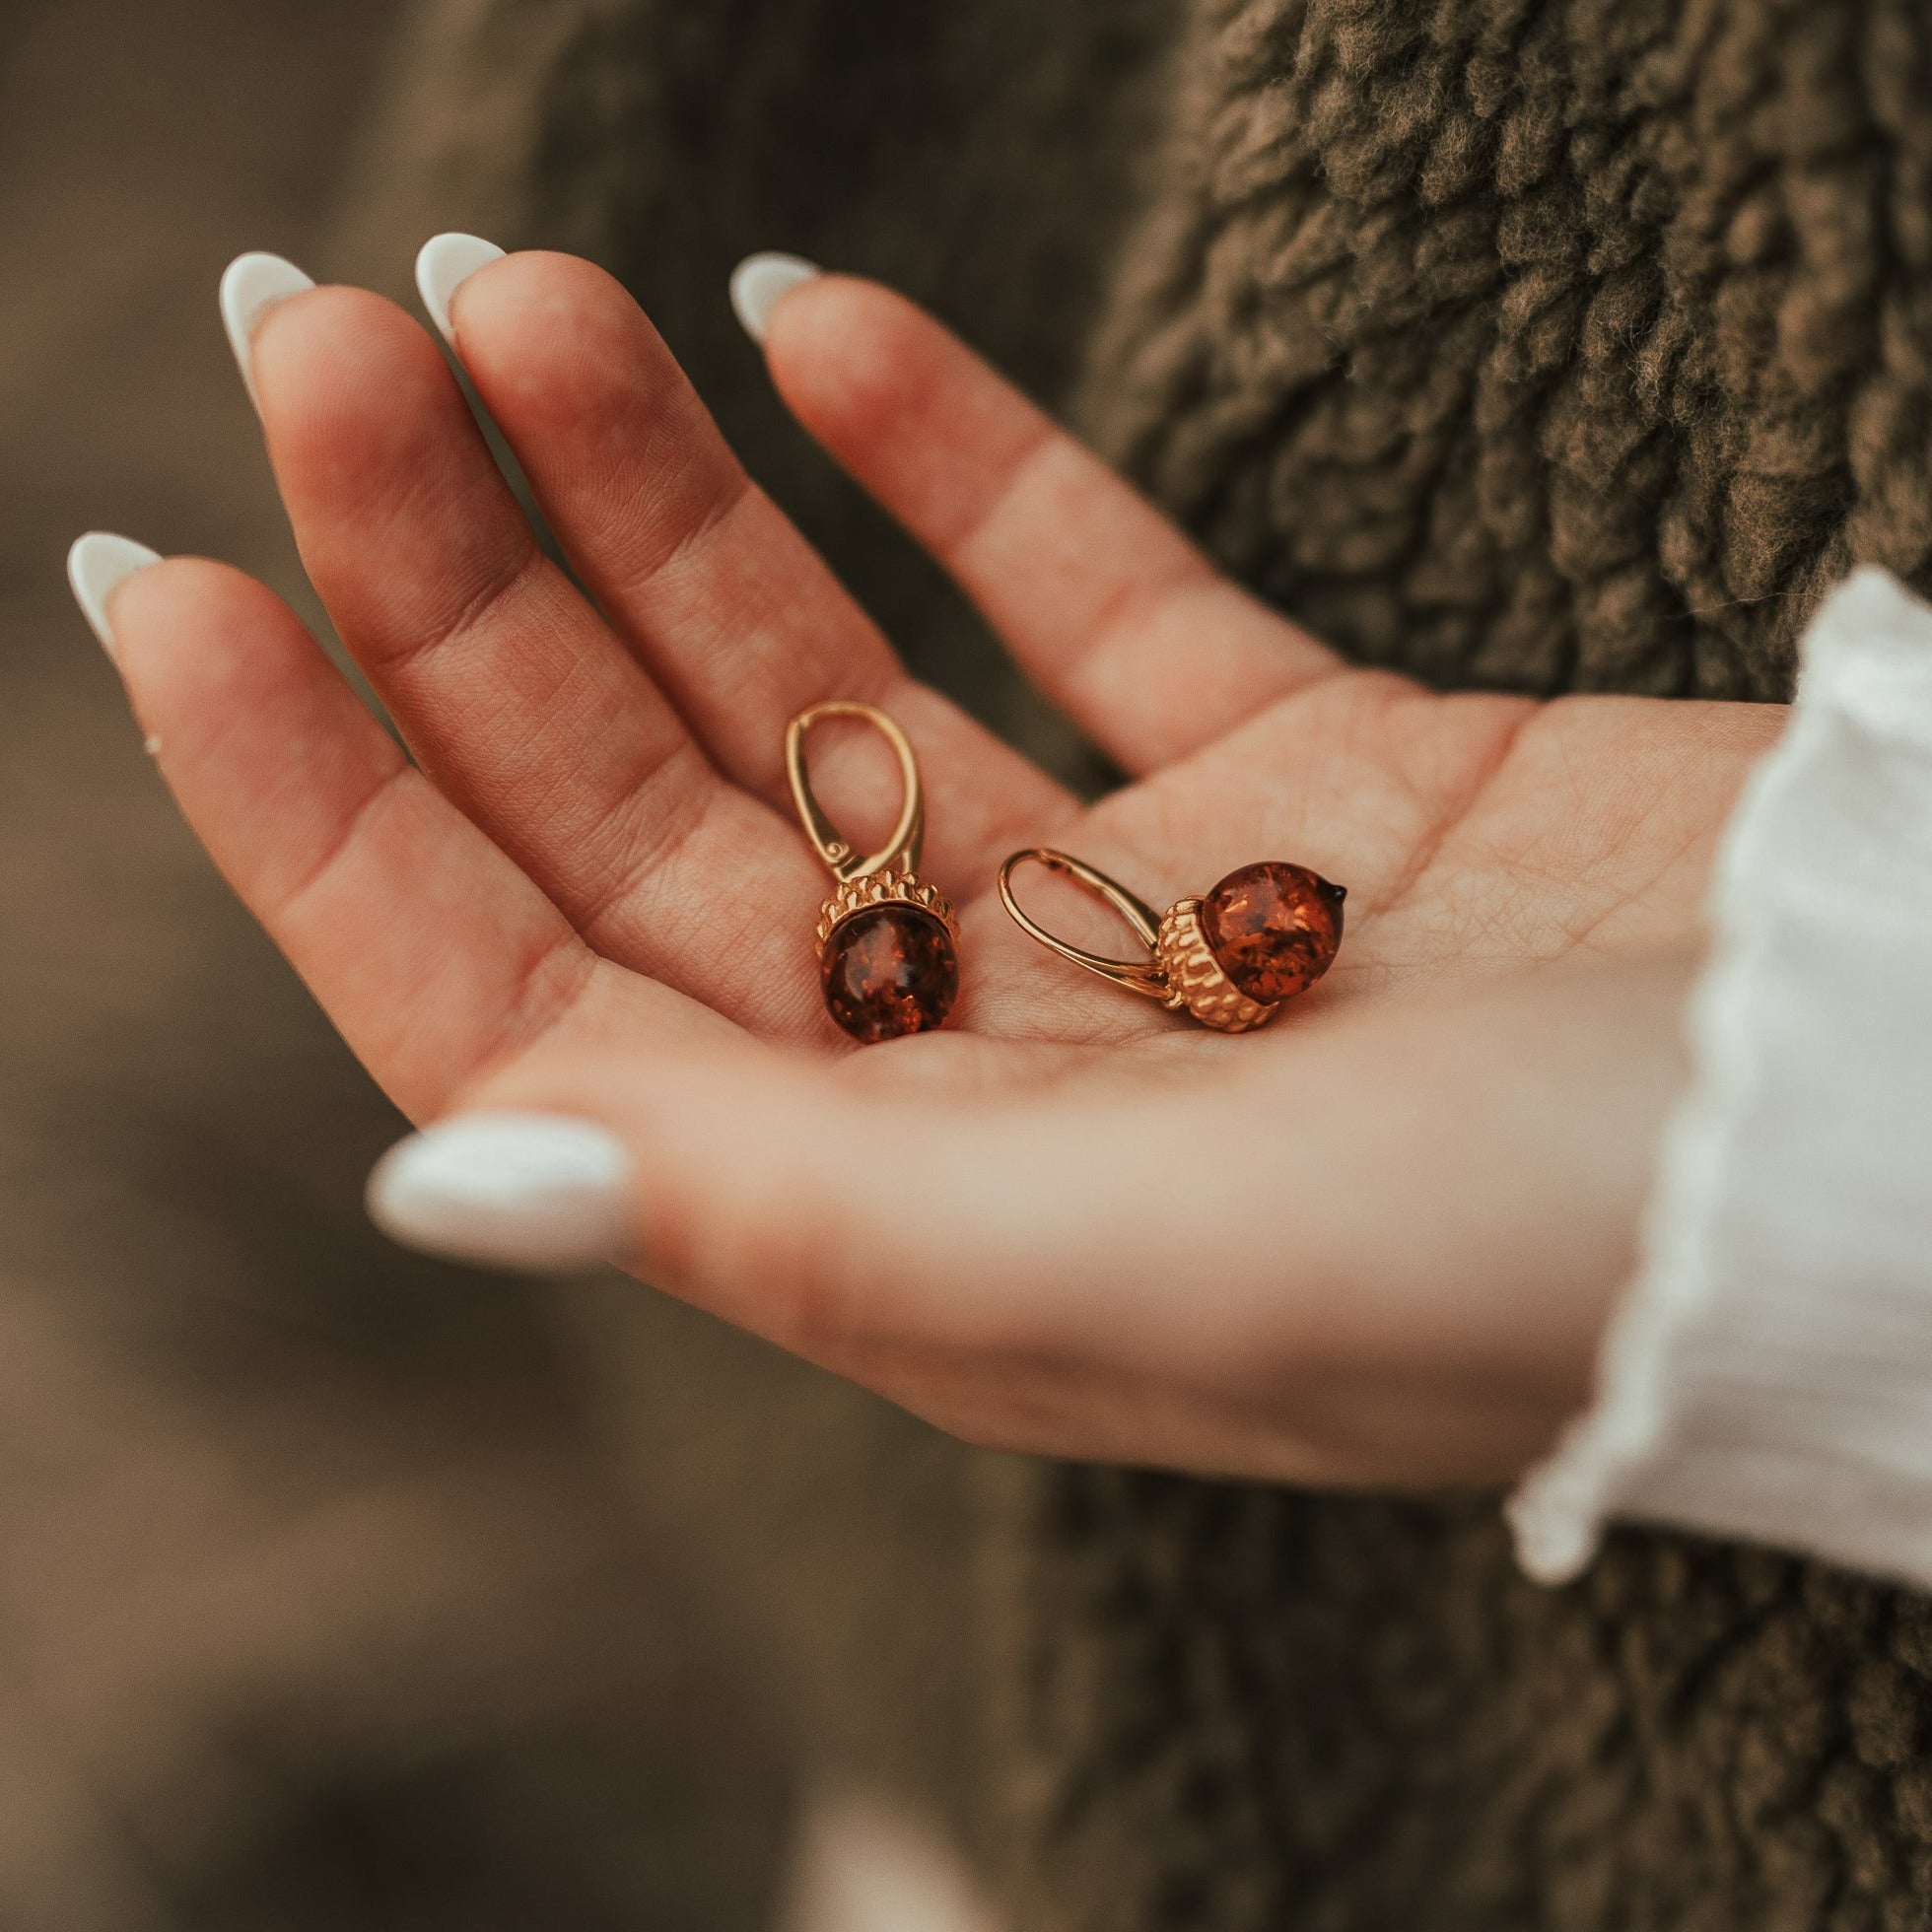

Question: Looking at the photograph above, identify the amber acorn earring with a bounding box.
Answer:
[787,701,960,1045]
[999,851,1346,1033]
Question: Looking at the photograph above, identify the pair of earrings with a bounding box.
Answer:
[788,702,1346,1046]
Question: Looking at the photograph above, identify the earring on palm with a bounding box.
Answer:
[787,700,960,1045]
[999,850,1346,1033]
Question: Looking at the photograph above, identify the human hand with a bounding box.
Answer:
[76,244,1783,1486]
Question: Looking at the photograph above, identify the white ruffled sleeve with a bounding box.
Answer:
[1510,568,1932,1589]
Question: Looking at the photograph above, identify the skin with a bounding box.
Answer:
[99,254,1786,1490]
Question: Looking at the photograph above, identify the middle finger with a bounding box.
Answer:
[425,244,1076,894]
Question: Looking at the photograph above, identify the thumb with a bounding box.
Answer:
[364,1036,1172,1374]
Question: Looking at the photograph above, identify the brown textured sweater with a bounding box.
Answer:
[360,1,1932,1925]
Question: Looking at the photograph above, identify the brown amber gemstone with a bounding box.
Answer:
[1199,861,1346,1005]
[821,905,959,1044]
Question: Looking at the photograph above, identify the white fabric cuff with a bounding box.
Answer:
[1510,569,1932,1589]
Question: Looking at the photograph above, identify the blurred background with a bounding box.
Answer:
[0,1,1127,1922]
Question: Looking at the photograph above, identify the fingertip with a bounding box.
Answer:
[106,555,315,705]
[112,550,273,623]
[219,251,316,410]
[730,251,823,345]
[758,274,970,480]
[252,280,448,399]
[247,282,469,489]
[67,531,164,657]
[368,1111,636,1274]
[88,553,349,814]
[425,248,658,393]
[416,232,508,346]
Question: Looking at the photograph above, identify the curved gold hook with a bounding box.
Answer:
[998,849,1170,1001]
[786,701,926,882]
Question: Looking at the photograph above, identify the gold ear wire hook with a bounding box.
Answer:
[786,701,926,883]
[997,849,1171,1001]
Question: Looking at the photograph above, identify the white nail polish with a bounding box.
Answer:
[730,252,822,345]
[367,1113,634,1274]
[67,532,163,656]
[416,233,507,347]
[219,251,315,409]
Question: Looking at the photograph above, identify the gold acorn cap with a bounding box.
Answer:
[815,862,959,952]
[1154,898,1278,1034]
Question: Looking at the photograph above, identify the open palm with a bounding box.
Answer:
[97,248,1784,1486]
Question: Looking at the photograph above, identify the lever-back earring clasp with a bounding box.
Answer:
[786,701,959,1045]
[786,700,926,883]
[999,848,1346,1034]
[997,849,1170,1002]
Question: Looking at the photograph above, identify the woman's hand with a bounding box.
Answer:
[88,247,1783,1487]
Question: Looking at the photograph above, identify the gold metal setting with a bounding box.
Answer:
[813,862,958,952]
[1153,898,1276,1033]
[999,849,1279,1034]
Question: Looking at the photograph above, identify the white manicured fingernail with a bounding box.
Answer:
[730,252,822,344]
[219,252,315,409]
[367,1113,633,1274]
[67,532,163,656]
[416,233,507,347]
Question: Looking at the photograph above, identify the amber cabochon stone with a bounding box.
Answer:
[821,905,959,1044]
[1199,861,1346,1005]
